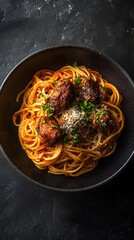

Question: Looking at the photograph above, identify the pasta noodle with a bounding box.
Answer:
[13,65,124,176]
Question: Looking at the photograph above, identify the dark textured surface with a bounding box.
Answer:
[0,0,134,239]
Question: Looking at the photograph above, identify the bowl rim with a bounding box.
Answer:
[0,45,134,192]
[1,45,134,90]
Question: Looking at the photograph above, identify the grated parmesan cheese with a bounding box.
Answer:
[58,107,85,132]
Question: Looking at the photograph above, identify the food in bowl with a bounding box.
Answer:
[13,64,124,176]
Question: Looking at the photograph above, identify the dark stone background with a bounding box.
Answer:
[0,0,134,239]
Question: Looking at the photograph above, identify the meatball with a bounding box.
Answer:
[77,124,95,142]
[38,117,61,145]
[58,107,85,133]
[49,79,74,115]
[78,78,99,103]
[91,104,115,132]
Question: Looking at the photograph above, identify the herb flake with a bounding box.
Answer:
[73,61,78,67]
[42,103,53,117]
[63,135,70,144]
[53,80,57,86]
[74,77,81,84]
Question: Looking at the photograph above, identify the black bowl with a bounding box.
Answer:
[0,46,134,192]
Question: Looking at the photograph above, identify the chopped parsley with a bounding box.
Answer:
[80,100,96,122]
[84,115,92,122]
[63,135,70,144]
[41,93,53,117]
[63,130,79,145]
[70,129,79,138]
[44,94,49,100]
[80,100,96,114]
[50,124,59,129]
[42,103,53,117]
[73,61,78,67]
[96,109,108,115]
[53,80,57,86]
[37,91,42,97]
[74,77,81,84]
[96,109,108,121]
[42,119,46,124]
[73,139,79,144]
[97,118,106,127]
[96,109,108,127]
[70,129,79,144]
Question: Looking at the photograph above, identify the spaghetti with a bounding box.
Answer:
[13,65,124,176]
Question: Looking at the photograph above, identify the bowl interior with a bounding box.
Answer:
[0,46,134,191]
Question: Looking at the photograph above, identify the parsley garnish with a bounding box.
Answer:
[96,109,108,127]
[50,124,59,129]
[41,93,53,117]
[73,139,79,144]
[71,130,79,138]
[44,94,49,100]
[74,77,81,84]
[42,103,53,117]
[63,135,70,144]
[70,130,79,144]
[73,61,78,67]
[63,130,79,145]
[53,80,57,86]
[80,100,96,114]
[96,109,108,115]
[42,119,46,124]
[80,100,96,122]
[84,115,92,122]
[37,91,42,97]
